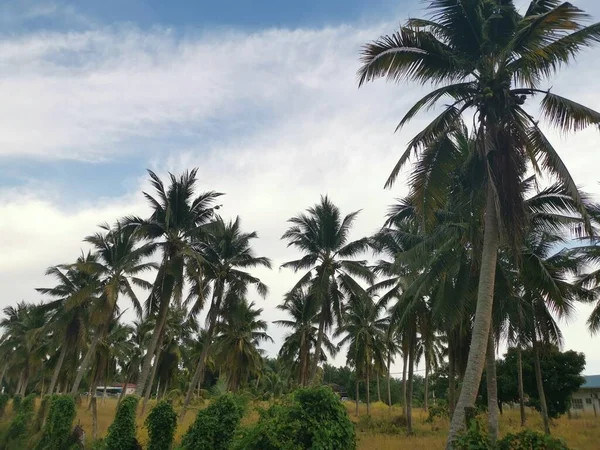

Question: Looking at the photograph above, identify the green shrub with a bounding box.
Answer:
[0,393,9,418]
[234,386,356,450]
[11,395,22,414]
[7,393,36,440]
[146,400,177,450]
[104,396,140,450]
[452,420,492,450]
[426,403,449,423]
[498,430,571,450]
[179,394,244,450]
[34,395,76,450]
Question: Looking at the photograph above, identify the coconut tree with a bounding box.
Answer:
[125,169,223,396]
[358,1,600,442]
[0,302,50,395]
[336,294,387,417]
[416,323,447,411]
[282,196,374,384]
[213,297,272,391]
[180,216,271,417]
[70,222,156,394]
[36,252,101,396]
[118,317,153,403]
[275,289,337,386]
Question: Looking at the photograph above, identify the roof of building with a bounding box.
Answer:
[582,375,600,389]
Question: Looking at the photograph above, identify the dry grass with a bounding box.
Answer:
[346,401,600,450]
[4,397,595,449]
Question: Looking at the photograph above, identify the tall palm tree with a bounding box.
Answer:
[358,1,600,443]
[125,169,223,396]
[181,216,271,416]
[0,302,50,395]
[213,297,273,391]
[282,196,373,384]
[275,289,337,386]
[117,317,153,403]
[70,222,156,394]
[415,323,447,411]
[337,294,387,417]
[36,252,100,396]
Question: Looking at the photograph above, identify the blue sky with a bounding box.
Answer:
[1,0,600,373]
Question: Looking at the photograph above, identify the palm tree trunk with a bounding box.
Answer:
[180,320,216,420]
[407,328,415,434]
[424,358,430,412]
[135,274,174,397]
[71,334,101,395]
[15,369,24,396]
[366,363,371,417]
[118,371,133,404]
[486,331,499,444]
[91,397,98,441]
[532,335,551,435]
[447,185,499,448]
[309,315,326,384]
[141,344,162,415]
[0,365,7,392]
[387,353,392,410]
[48,345,68,400]
[160,380,169,400]
[402,353,408,417]
[89,371,99,440]
[376,371,381,403]
[448,342,456,414]
[517,346,526,426]
[355,377,359,417]
[20,373,29,396]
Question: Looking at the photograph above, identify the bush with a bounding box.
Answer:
[34,395,77,450]
[0,393,9,418]
[498,430,571,450]
[104,396,140,450]
[11,395,22,414]
[426,403,449,423]
[146,400,177,450]
[7,393,36,440]
[179,394,244,450]
[234,386,356,450]
[453,420,492,450]
[453,425,572,450]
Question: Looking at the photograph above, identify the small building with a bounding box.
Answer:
[570,375,600,414]
[327,383,348,400]
[95,384,137,397]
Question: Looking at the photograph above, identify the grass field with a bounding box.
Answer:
[4,398,600,448]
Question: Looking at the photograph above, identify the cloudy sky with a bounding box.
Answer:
[1,0,599,375]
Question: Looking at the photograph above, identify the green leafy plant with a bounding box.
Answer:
[7,393,36,440]
[145,400,177,450]
[104,396,140,450]
[498,430,571,450]
[234,386,356,450]
[453,420,492,450]
[35,395,76,450]
[426,403,449,424]
[179,393,244,450]
[11,395,22,414]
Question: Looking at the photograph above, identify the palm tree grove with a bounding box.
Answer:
[2,1,600,449]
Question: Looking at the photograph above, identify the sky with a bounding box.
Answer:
[1,0,600,376]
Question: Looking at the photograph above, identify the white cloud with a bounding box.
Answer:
[1,14,600,373]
